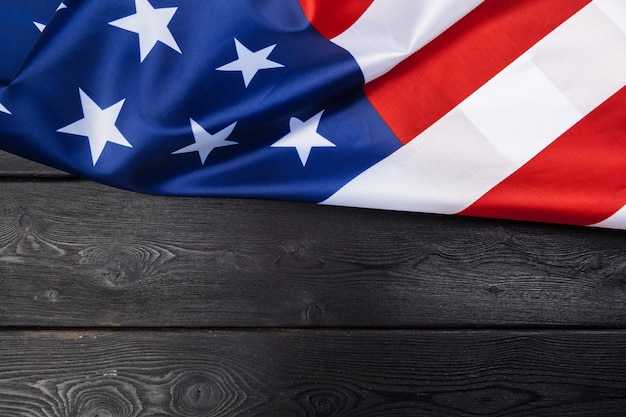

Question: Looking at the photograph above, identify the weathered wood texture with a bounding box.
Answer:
[3,151,626,416]
[1,329,625,417]
[1,180,626,328]
[0,151,69,177]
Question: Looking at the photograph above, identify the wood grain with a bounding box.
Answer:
[0,180,625,328]
[0,151,69,177]
[0,329,625,416]
[3,139,626,417]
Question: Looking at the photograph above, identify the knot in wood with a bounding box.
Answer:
[19,213,34,234]
[281,239,306,254]
[47,289,59,302]
[297,387,357,417]
[586,255,602,270]
[309,392,343,417]
[305,302,325,325]
[494,227,507,242]
[67,382,141,417]
[275,239,325,269]
[103,259,138,287]
[4,212,66,258]
[171,372,245,416]
[486,285,503,294]
[315,398,334,415]
[79,243,175,287]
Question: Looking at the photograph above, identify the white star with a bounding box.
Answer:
[56,2,67,12]
[33,21,46,32]
[172,119,238,164]
[57,89,132,165]
[109,0,181,62]
[216,38,284,87]
[271,110,335,166]
[0,103,10,115]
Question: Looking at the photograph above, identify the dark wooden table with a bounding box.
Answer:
[1,150,626,416]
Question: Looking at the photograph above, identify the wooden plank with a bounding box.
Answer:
[0,150,70,177]
[0,151,70,177]
[1,180,626,328]
[0,329,625,416]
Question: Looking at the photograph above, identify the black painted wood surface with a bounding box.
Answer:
[2,330,626,417]
[0,150,69,177]
[1,180,626,328]
[1,150,626,416]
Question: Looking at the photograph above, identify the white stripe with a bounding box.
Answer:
[593,205,626,229]
[331,0,483,83]
[324,2,626,214]
[595,0,626,33]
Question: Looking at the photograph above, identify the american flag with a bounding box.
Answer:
[1,0,625,228]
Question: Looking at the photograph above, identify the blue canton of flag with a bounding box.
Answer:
[0,0,400,201]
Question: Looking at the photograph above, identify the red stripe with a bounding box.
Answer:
[298,0,374,40]
[364,0,592,144]
[460,87,626,226]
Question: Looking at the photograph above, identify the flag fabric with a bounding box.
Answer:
[0,1,625,229]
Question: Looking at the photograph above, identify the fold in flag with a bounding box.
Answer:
[1,0,625,229]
